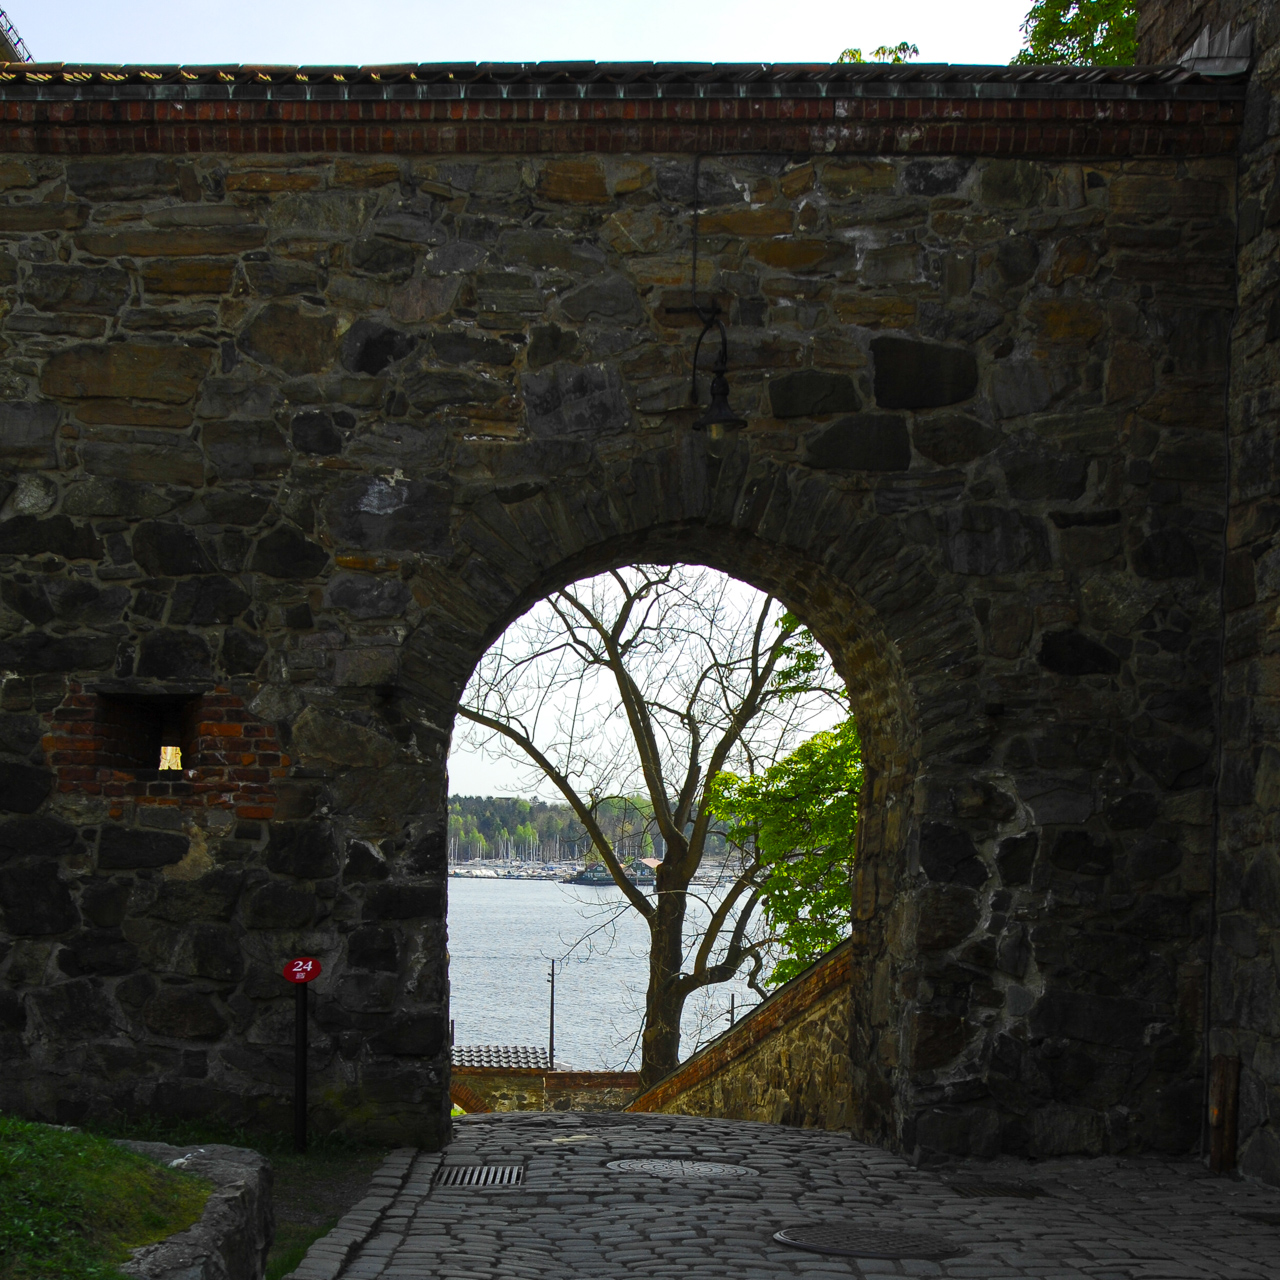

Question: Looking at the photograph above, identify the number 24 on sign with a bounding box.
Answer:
[284,957,322,984]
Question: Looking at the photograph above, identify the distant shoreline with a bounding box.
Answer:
[448,869,726,887]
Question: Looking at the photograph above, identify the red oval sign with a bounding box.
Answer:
[283,957,322,984]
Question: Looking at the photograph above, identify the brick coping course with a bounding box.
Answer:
[0,60,1244,157]
[0,60,1247,99]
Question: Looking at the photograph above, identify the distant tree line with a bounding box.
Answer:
[448,794,679,861]
[448,795,577,855]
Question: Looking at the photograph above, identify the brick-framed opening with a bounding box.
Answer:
[449,1081,492,1115]
[42,684,291,821]
[94,692,200,774]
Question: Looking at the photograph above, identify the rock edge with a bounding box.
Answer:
[116,1140,273,1280]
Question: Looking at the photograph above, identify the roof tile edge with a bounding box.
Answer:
[0,59,1248,98]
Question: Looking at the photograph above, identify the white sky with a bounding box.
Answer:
[15,0,1029,67]
[447,742,535,800]
[449,574,844,801]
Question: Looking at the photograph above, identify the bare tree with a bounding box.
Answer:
[455,565,840,1086]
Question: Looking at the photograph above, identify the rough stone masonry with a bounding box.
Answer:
[1139,0,1280,1186]
[0,49,1261,1170]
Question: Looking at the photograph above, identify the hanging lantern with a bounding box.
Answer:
[691,315,747,440]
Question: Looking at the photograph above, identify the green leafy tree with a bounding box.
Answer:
[1012,0,1136,65]
[708,717,861,986]
[837,41,919,64]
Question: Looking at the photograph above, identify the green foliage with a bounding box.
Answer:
[770,613,826,698]
[708,717,861,986]
[448,795,580,851]
[1012,0,1136,65]
[265,1220,338,1280]
[0,1114,210,1280]
[837,41,919,64]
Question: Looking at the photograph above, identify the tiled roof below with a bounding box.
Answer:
[452,1044,552,1069]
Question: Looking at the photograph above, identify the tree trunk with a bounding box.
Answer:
[639,884,688,1087]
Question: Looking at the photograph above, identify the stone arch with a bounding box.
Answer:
[449,1080,492,1114]
[391,432,983,1150]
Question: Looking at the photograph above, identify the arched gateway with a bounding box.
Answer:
[0,59,1248,1162]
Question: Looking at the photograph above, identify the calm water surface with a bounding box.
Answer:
[447,877,757,1071]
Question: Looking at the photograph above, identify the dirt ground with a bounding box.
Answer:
[266,1146,392,1279]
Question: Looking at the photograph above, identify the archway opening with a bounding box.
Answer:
[389,504,928,1148]
[444,558,867,1100]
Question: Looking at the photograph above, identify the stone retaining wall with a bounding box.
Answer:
[118,1140,273,1280]
[451,1068,640,1113]
[627,943,851,1129]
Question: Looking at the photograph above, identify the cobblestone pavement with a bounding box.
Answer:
[291,1112,1280,1280]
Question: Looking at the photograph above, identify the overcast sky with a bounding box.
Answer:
[15,0,1029,67]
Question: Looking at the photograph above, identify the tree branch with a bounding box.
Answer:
[456,705,655,919]
[559,584,690,866]
[676,614,799,879]
[692,858,762,977]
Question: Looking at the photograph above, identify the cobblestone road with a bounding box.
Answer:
[291,1112,1280,1280]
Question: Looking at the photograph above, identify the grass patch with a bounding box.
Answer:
[0,1115,211,1280]
[265,1217,338,1280]
[78,1115,392,1280]
[264,1146,389,1278]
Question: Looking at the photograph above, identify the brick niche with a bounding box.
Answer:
[43,685,288,822]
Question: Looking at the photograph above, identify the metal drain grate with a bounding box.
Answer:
[433,1164,524,1188]
[607,1158,758,1178]
[947,1180,1046,1199]
[774,1224,967,1260]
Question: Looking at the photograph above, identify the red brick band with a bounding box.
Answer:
[0,95,1243,156]
[448,1081,493,1114]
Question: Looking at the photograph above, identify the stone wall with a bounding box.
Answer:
[451,1068,640,1114]
[0,63,1249,1161]
[628,943,851,1129]
[1140,0,1280,1183]
[118,1139,273,1280]
[1138,0,1255,64]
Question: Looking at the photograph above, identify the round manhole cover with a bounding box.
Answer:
[774,1224,966,1260]
[606,1158,758,1178]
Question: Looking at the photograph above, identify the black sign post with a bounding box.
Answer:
[283,957,322,1154]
